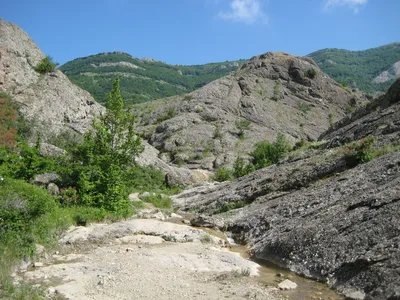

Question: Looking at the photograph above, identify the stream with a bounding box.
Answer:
[203,227,344,300]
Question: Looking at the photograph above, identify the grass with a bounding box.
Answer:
[297,102,311,115]
[200,234,212,244]
[140,195,172,209]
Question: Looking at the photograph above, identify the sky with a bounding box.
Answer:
[1,0,399,66]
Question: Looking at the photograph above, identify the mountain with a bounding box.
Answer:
[174,78,400,300]
[0,19,104,140]
[308,42,400,93]
[59,52,245,105]
[134,51,365,170]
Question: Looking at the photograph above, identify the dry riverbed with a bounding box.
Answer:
[14,211,286,300]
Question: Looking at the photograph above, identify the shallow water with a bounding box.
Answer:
[231,245,344,300]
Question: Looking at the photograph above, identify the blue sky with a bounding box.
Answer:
[1,0,398,65]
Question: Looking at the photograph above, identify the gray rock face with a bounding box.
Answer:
[136,140,213,187]
[173,81,400,299]
[0,19,104,139]
[136,52,363,170]
[322,78,400,148]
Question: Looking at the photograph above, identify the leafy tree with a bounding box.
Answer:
[73,77,143,216]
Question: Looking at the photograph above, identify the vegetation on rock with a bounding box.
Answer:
[34,56,58,74]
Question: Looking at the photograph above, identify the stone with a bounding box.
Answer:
[33,173,59,186]
[278,279,297,290]
[170,213,183,219]
[190,214,224,229]
[152,212,166,221]
[33,262,44,268]
[47,183,60,195]
[128,193,141,202]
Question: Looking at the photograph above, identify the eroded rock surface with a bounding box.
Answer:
[135,52,364,170]
[0,19,104,139]
[173,81,400,299]
[18,218,284,300]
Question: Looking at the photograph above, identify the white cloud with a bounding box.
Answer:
[324,0,368,13]
[218,0,267,24]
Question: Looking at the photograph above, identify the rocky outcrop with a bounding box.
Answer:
[0,19,103,139]
[136,52,364,170]
[173,81,400,299]
[373,61,400,84]
[322,78,400,148]
[137,140,213,187]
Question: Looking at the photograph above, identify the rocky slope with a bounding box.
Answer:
[173,79,400,299]
[0,19,104,139]
[59,51,245,105]
[135,52,364,170]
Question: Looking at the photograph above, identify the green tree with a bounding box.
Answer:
[251,133,291,170]
[73,77,143,216]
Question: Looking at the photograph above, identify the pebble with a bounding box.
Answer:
[278,279,298,290]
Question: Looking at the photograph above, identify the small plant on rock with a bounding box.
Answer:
[344,136,376,167]
[304,68,317,79]
[34,56,58,74]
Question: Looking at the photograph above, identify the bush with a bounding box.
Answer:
[233,156,253,178]
[251,133,291,170]
[297,102,311,115]
[34,56,58,74]
[272,82,281,101]
[304,68,317,79]
[214,167,233,182]
[344,137,376,167]
[235,119,252,139]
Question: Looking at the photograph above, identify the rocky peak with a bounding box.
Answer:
[136,51,364,170]
[0,19,104,139]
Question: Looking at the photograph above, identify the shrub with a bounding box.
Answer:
[157,108,177,123]
[344,137,376,167]
[34,56,58,74]
[272,82,281,101]
[235,119,252,139]
[214,167,233,182]
[328,112,334,127]
[251,133,291,170]
[297,102,311,114]
[233,156,253,178]
[304,68,317,79]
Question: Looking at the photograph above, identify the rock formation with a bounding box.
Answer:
[136,52,364,170]
[173,79,400,299]
[0,19,104,139]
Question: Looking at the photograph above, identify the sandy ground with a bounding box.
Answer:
[16,216,285,300]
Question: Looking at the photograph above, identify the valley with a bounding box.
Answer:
[0,16,399,300]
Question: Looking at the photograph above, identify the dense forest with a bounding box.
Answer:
[309,43,400,93]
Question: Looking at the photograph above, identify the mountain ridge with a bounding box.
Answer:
[59,51,246,105]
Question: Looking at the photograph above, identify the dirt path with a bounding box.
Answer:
[16,215,285,300]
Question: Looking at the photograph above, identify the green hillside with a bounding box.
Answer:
[59,52,245,105]
[308,43,400,93]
